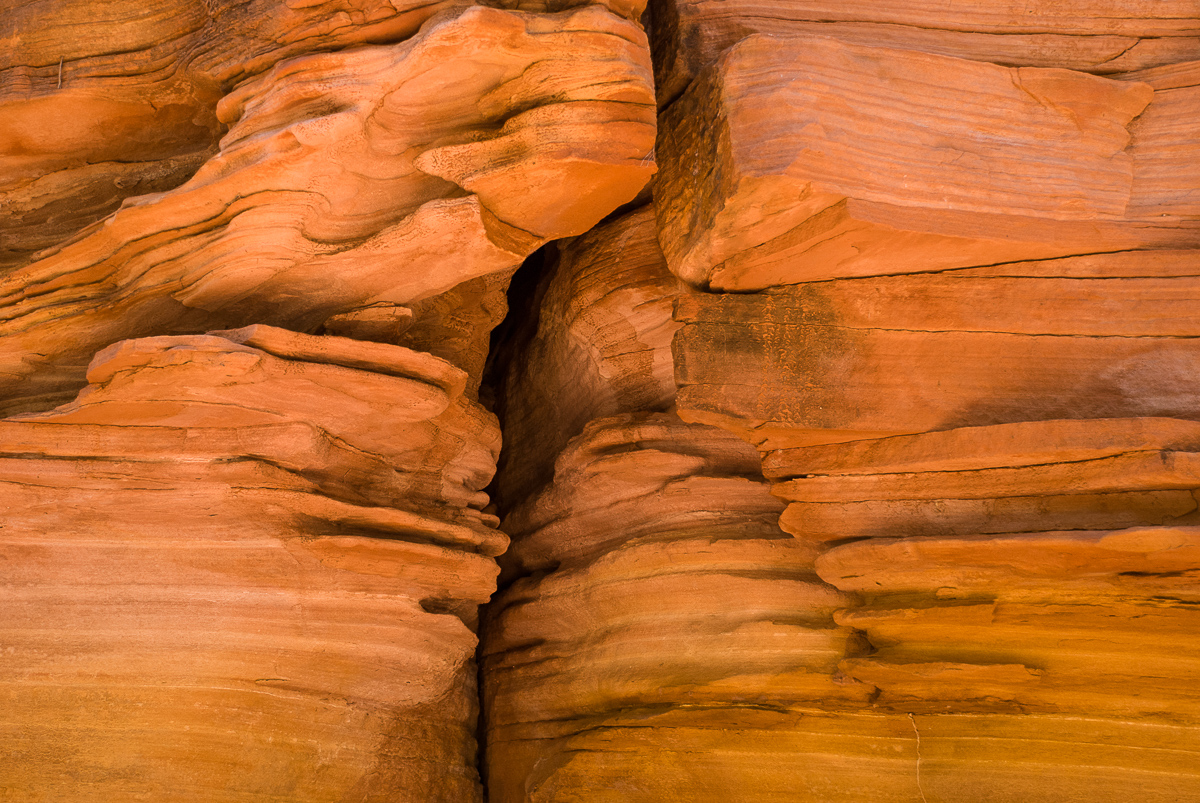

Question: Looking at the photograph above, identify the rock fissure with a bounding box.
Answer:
[4,0,1200,799]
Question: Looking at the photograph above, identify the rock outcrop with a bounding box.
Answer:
[656,38,1199,291]
[4,0,1200,800]
[1,1,654,799]
[1,327,502,800]
[481,3,1200,801]
[1,3,654,413]
[651,0,1200,105]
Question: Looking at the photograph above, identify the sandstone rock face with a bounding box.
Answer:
[0,3,654,413]
[651,0,1200,105]
[2,327,502,800]
[656,37,1199,290]
[487,206,681,507]
[480,4,1200,802]
[0,1,655,799]
[672,255,1200,446]
[483,413,878,802]
[5,0,1200,800]
[1,0,466,271]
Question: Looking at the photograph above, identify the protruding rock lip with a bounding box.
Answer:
[208,324,470,399]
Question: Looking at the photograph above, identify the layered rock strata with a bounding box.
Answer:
[1,1,656,799]
[0,4,654,414]
[488,206,681,507]
[779,419,1200,800]
[484,413,882,802]
[672,254,1200,447]
[0,0,650,270]
[651,0,1200,105]
[5,0,1200,799]
[482,4,1200,801]
[1,327,502,800]
[656,38,1200,290]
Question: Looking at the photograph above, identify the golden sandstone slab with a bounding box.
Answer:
[1,328,501,800]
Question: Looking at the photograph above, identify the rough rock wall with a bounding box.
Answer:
[1,0,653,798]
[483,1,1200,801]
[3,0,1200,801]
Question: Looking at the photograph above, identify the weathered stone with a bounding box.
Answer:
[655,36,1198,290]
[0,328,502,800]
[0,4,655,414]
[489,206,681,506]
[673,261,1200,448]
[652,0,1200,105]
[484,413,873,802]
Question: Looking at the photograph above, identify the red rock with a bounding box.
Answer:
[0,0,472,270]
[6,0,1200,797]
[483,413,872,801]
[0,4,655,414]
[1119,60,1200,218]
[489,206,681,505]
[652,0,1200,105]
[655,35,1198,291]
[673,263,1200,448]
[0,327,501,799]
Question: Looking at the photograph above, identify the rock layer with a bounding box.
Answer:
[1,327,502,800]
[0,2,656,799]
[481,4,1200,800]
[673,256,1200,447]
[656,36,1200,291]
[5,0,1200,799]
[651,0,1200,105]
[0,4,655,414]
[489,206,681,506]
[483,413,876,802]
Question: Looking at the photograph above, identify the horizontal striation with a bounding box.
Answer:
[0,4,656,414]
[0,327,504,799]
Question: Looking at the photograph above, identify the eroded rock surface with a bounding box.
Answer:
[484,413,881,802]
[488,205,681,507]
[5,0,1200,799]
[1,328,502,800]
[480,3,1200,800]
[0,2,655,799]
[651,0,1200,106]
[656,38,1200,290]
[672,254,1200,447]
[0,4,654,414]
